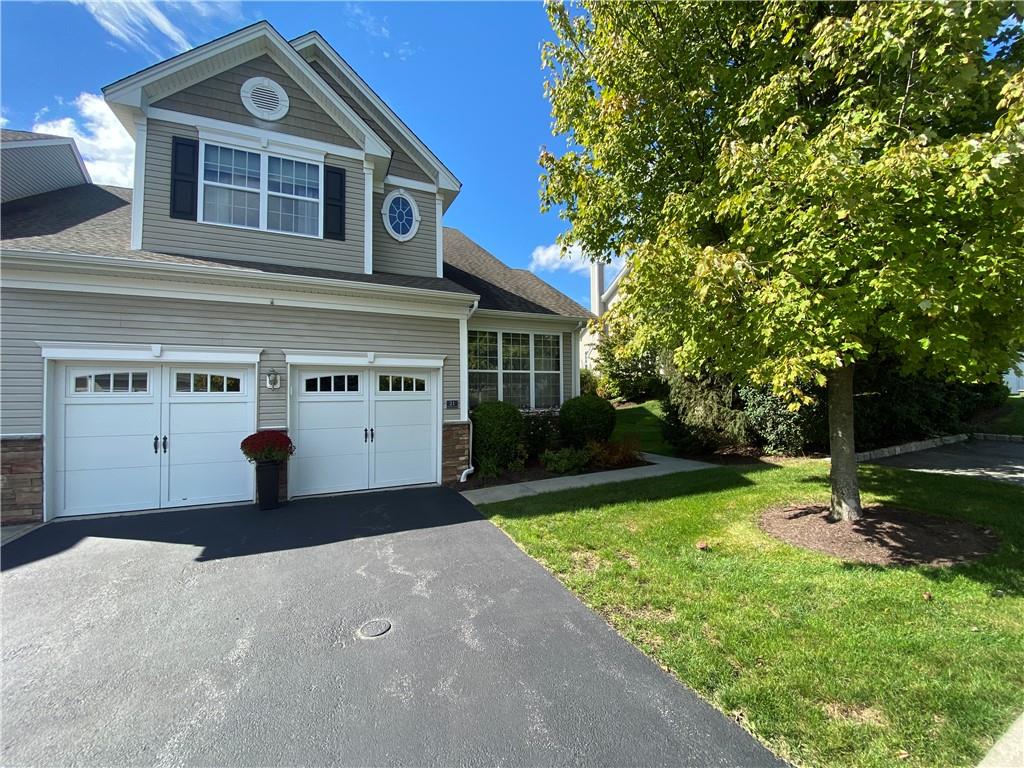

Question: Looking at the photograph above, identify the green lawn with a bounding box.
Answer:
[612,399,678,455]
[974,395,1024,436]
[480,462,1024,768]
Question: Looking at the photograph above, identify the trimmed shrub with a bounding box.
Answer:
[522,409,561,460]
[540,446,594,474]
[471,401,524,477]
[660,356,751,451]
[589,436,642,469]
[740,387,817,455]
[579,368,599,396]
[560,394,616,447]
[594,329,664,402]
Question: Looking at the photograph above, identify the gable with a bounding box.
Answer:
[305,56,432,183]
[152,54,359,149]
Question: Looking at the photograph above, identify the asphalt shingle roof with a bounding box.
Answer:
[1,129,67,142]
[1,184,589,317]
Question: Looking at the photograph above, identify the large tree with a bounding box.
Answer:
[541,1,1024,520]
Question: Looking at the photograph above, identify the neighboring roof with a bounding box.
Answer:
[1,129,66,142]
[1,130,91,203]
[443,228,591,319]
[0,185,473,296]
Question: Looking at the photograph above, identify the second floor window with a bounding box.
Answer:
[201,142,322,238]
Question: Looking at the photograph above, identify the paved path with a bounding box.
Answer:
[2,487,782,767]
[462,452,716,504]
[979,710,1023,768]
[874,440,1024,486]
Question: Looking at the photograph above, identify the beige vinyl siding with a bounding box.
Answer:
[141,119,364,273]
[373,184,437,277]
[0,144,87,203]
[1,289,462,434]
[307,57,433,184]
[152,54,359,149]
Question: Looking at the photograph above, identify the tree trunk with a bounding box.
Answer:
[827,365,863,522]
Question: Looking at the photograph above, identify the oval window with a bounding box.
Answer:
[381,189,420,242]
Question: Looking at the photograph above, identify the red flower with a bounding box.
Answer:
[240,430,295,464]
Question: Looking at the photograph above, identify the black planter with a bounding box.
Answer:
[255,461,281,510]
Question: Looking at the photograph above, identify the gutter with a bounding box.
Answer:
[459,299,479,483]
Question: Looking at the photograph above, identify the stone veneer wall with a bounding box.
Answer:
[1,437,43,524]
[442,422,471,486]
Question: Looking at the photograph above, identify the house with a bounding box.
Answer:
[1,129,91,203]
[580,260,628,370]
[0,21,589,525]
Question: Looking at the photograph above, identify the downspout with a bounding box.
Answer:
[459,299,479,483]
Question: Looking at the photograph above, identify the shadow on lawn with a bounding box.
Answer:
[487,461,782,519]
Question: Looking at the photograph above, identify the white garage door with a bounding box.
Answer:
[290,368,438,497]
[54,364,255,517]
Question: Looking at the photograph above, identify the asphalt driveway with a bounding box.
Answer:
[874,439,1024,486]
[2,487,783,767]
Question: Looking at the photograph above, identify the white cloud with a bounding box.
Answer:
[71,0,246,60]
[0,115,8,129]
[529,242,591,275]
[33,93,135,187]
[346,2,390,39]
[71,0,191,59]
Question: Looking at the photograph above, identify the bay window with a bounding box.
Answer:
[199,141,322,238]
[468,330,563,410]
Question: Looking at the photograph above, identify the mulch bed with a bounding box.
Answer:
[759,503,1000,567]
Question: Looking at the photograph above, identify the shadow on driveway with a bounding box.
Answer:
[1,486,482,572]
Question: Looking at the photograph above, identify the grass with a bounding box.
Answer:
[612,399,678,455]
[974,395,1024,436]
[480,461,1024,768]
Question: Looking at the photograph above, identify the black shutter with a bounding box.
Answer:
[324,166,345,240]
[170,137,199,220]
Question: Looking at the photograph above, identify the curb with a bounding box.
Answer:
[857,432,1024,462]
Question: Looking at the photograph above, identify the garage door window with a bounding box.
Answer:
[175,371,242,393]
[304,374,359,393]
[378,375,426,393]
[72,371,150,394]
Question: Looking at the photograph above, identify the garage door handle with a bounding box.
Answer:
[364,427,368,443]
[153,436,159,454]
[162,436,168,453]
[370,428,374,442]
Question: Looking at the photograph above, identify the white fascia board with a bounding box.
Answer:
[602,261,630,305]
[104,21,392,158]
[2,251,479,316]
[470,308,590,326]
[285,350,445,368]
[39,341,263,363]
[290,32,461,194]
[149,108,361,161]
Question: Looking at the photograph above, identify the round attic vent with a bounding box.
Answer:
[240,77,290,121]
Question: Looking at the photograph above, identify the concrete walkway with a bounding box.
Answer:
[461,452,716,505]
[979,711,1023,768]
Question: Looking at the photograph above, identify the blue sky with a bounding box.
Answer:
[0,1,601,308]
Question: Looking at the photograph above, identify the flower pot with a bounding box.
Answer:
[255,461,281,510]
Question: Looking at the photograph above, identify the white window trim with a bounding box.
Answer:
[197,137,325,240]
[284,350,445,369]
[381,188,421,242]
[467,329,564,411]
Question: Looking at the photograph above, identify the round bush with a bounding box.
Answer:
[559,394,616,447]
[471,401,524,477]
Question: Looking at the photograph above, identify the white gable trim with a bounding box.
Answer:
[291,31,461,194]
[103,22,392,159]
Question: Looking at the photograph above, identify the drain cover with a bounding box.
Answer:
[358,619,392,638]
